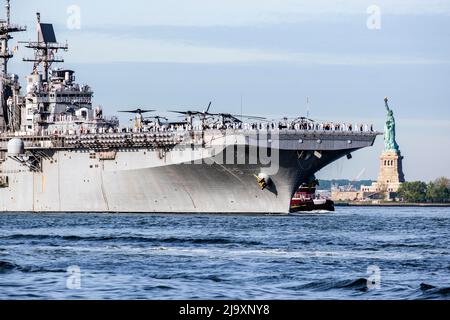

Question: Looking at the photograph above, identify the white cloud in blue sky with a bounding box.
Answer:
[34,33,447,65]
[15,0,450,28]
[13,0,450,65]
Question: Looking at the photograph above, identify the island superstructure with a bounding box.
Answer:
[0,2,380,214]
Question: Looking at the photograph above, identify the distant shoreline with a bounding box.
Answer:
[335,202,450,208]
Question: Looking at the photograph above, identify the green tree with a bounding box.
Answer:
[426,177,450,203]
[397,181,427,203]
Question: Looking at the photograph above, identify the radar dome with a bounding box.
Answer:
[7,138,25,155]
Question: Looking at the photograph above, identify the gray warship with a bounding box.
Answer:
[0,2,380,214]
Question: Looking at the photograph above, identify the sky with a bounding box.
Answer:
[7,0,450,181]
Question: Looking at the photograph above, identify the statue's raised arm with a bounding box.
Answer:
[384,97,391,112]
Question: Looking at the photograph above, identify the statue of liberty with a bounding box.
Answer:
[384,97,400,153]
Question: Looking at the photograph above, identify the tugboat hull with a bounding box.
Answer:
[290,199,335,213]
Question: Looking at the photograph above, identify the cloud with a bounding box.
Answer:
[91,0,450,27]
[400,118,450,129]
[14,0,450,29]
[63,35,286,64]
[58,32,450,66]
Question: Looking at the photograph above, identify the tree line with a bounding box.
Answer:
[397,177,450,203]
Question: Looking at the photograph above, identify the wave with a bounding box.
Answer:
[0,260,19,273]
[379,243,435,249]
[154,285,176,290]
[287,278,369,292]
[205,275,225,283]
[0,260,69,274]
[18,266,66,273]
[1,234,260,246]
[420,283,450,299]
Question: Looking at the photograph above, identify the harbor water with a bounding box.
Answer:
[0,207,449,300]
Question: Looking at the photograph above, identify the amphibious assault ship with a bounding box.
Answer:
[0,2,380,214]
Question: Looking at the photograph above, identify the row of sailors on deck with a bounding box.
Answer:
[36,120,374,136]
[166,121,374,132]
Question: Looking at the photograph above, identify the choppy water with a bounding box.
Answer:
[0,207,449,300]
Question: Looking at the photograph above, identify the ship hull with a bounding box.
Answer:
[0,131,378,214]
[0,147,356,214]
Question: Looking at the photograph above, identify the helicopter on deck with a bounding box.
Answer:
[118,101,268,131]
[169,102,266,129]
[118,108,156,130]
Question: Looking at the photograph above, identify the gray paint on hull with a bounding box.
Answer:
[0,147,359,214]
[0,131,378,214]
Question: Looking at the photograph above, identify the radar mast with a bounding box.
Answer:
[0,0,26,131]
[22,12,68,82]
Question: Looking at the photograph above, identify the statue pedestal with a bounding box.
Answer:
[360,150,405,200]
[377,150,405,192]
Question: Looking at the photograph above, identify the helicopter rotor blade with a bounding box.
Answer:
[206,101,212,114]
[168,110,187,115]
[235,115,267,120]
[168,110,200,115]
[230,115,243,123]
[144,115,169,120]
[213,113,243,123]
[293,116,315,122]
[118,109,156,114]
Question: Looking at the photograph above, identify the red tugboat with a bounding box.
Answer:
[290,183,335,213]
